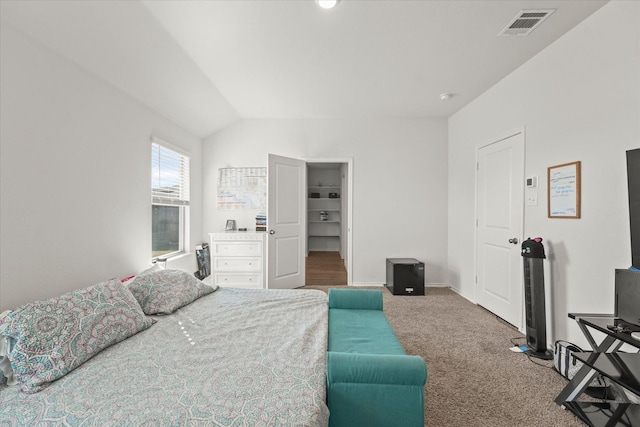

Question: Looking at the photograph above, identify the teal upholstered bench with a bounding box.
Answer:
[326,288,427,427]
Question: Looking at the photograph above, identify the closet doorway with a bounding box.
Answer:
[305,160,352,286]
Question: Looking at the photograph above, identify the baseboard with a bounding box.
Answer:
[348,283,450,288]
[448,286,476,304]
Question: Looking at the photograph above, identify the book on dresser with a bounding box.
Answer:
[255,213,267,232]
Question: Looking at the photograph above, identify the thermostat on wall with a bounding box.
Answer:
[526,176,538,188]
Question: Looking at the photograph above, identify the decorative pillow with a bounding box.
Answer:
[137,263,164,277]
[0,279,155,394]
[127,269,217,315]
[0,310,16,386]
[121,263,165,286]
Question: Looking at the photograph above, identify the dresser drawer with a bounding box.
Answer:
[213,257,261,272]
[214,273,262,288]
[209,232,265,289]
[212,242,262,256]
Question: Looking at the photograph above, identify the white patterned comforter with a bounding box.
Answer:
[0,288,329,426]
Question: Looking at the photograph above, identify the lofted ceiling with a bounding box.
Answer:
[0,0,608,138]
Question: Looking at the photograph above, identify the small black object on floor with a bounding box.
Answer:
[385,258,425,296]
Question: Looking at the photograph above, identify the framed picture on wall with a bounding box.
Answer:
[548,161,581,218]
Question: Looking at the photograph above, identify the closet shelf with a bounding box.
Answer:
[308,168,342,252]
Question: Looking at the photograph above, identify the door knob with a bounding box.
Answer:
[508,238,519,244]
[269,230,275,235]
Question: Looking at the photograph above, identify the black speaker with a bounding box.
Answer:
[615,269,640,326]
[627,149,640,270]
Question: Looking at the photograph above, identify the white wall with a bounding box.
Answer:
[0,24,203,311]
[447,1,640,348]
[203,118,448,285]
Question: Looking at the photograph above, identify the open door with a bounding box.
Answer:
[267,154,306,289]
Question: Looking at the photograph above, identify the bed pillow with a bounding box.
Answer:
[0,310,16,386]
[127,269,217,315]
[0,279,155,394]
[120,263,164,285]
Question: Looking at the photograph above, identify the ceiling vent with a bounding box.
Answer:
[499,9,556,36]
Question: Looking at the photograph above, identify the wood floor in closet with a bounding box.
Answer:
[305,251,347,286]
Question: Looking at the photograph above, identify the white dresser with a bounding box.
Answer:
[209,231,266,289]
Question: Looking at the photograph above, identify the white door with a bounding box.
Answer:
[476,131,524,328]
[267,154,306,289]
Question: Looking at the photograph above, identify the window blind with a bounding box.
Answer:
[151,138,190,206]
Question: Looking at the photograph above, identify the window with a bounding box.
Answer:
[151,138,190,259]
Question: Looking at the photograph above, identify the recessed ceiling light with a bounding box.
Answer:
[316,0,339,10]
[440,93,454,101]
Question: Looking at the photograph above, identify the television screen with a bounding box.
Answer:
[628,148,640,269]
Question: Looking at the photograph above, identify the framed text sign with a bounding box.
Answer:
[548,161,581,218]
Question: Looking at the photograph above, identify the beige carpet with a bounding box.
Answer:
[304,285,587,427]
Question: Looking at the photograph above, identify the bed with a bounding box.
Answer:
[0,270,329,426]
